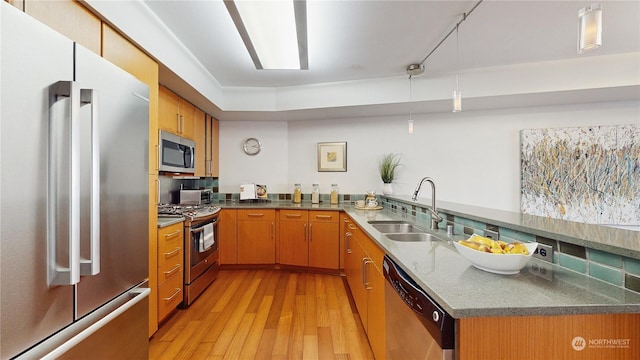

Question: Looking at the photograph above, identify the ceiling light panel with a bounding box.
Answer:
[232,0,306,70]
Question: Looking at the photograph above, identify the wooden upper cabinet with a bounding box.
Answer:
[194,107,206,177]
[158,86,195,140]
[206,115,220,177]
[25,0,101,55]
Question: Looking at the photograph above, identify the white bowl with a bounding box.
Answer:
[453,241,539,275]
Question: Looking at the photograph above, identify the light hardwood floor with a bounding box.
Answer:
[149,269,375,360]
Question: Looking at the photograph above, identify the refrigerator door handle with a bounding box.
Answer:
[38,287,151,360]
[48,81,81,286]
[79,89,100,276]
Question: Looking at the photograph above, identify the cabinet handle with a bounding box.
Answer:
[344,218,350,223]
[309,223,313,241]
[164,288,182,302]
[155,178,160,205]
[155,144,160,172]
[164,264,181,278]
[176,113,180,133]
[164,230,181,239]
[348,224,357,230]
[315,215,332,219]
[345,232,352,254]
[303,223,307,241]
[271,222,275,240]
[247,213,264,217]
[286,213,301,218]
[164,247,181,258]
[363,258,373,290]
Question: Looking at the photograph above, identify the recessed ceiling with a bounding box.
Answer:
[144,0,639,89]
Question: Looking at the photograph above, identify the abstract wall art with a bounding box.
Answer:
[521,124,639,225]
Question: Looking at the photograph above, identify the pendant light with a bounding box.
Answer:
[452,23,462,113]
[578,2,602,53]
[406,64,424,134]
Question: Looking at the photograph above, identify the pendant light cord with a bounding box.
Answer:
[455,23,460,91]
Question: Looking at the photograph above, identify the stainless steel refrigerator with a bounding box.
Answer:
[1,3,150,359]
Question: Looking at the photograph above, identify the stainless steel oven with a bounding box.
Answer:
[383,255,455,360]
[183,208,220,306]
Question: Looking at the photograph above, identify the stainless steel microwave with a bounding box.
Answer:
[159,130,196,173]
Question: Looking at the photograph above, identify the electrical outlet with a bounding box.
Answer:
[529,261,553,281]
[483,229,499,240]
[532,243,553,263]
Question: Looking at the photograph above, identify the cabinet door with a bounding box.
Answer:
[237,210,276,264]
[25,0,101,55]
[350,240,369,330]
[209,116,220,177]
[158,86,180,135]
[193,107,205,177]
[279,210,309,266]
[309,221,339,269]
[178,98,195,139]
[219,209,238,265]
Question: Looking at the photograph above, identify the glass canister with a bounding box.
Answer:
[330,184,339,205]
[293,183,302,203]
[311,184,320,204]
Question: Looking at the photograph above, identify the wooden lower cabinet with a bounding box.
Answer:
[219,209,238,265]
[279,210,340,269]
[344,218,386,360]
[237,209,276,264]
[458,313,640,360]
[157,222,184,322]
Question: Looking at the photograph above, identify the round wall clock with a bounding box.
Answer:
[243,137,262,155]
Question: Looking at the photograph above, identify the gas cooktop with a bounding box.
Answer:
[157,203,221,219]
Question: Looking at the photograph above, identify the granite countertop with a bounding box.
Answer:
[175,200,640,318]
[157,216,185,228]
[342,206,640,319]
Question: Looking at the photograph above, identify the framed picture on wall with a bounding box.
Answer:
[317,142,347,172]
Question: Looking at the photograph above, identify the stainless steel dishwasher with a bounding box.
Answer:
[383,255,455,360]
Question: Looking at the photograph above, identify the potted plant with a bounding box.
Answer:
[378,153,402,194]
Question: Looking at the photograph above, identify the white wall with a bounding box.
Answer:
[219,100,639,212]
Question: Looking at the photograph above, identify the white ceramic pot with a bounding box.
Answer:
[382,183,393,195]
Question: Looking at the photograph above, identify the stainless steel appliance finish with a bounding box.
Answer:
[159,130,196,173]
[1,4,149,358]
[383,255,455,360]
[158,204,221,306]
[180,189,213,205]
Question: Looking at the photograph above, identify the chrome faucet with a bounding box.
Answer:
[412,177,443,230]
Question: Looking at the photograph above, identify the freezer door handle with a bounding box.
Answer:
[38,287,151,360]
[79,88,100,276]
[48,81,81,286]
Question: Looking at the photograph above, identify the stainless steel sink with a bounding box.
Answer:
[385,233,441,242]
[370,223,425,233]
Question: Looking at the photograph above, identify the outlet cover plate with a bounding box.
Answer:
[532,243,553,263]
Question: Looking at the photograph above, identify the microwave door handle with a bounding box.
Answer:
[48,81,81,286]
[79,89,100,276]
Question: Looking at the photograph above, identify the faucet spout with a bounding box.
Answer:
[412,177,443,230]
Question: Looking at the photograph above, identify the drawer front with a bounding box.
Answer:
[309,210,338,223]
[158,223,183,253]
[158,270,183,320]
[279,209,308,221]
[158,254,183,285]
[237,209,275,220]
